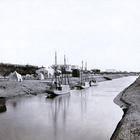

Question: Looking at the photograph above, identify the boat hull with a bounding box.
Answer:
[89,82,98,86]
[75,82,90,89]
[81,82,90,89]
[46,85,70,96]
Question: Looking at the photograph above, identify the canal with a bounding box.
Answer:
[0,76,137,140]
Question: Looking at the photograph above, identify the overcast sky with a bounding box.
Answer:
[0,0,140,71]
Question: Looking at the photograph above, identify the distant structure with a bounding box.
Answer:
[46,67,54,78]
[105,69,118,73]
[72,69,80,77]
[8,71,23,82]
[36,66,48,74]
[51,64,80,78]
[52,64,79,72]
[91,69,101,74]
[36,66,48,78]
[36,66,55,79]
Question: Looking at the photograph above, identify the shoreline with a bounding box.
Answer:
[110,76,140,140]
[0,80,49,98]
[0,74,129,99]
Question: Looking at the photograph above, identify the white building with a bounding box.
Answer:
[52,64,80,72]
[105,69,118,73]
[36,67,48,75]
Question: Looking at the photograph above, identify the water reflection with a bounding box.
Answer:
[0,105,7,113]
[0,97,7,113]
[46,94,70,140]
[12,101,17,108]
[80,91,87,117]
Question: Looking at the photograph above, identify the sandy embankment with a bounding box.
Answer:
[0,80,49,98]
[111,76,140,140]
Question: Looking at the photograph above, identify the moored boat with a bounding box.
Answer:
[89,80,98,86]
[46,52,70,96]
[76,61,90,89]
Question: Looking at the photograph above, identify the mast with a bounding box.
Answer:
[55,51,57,85]
[81,60,83,84]
[64,54,66,66]
[85,61,87,81]
[64,54,66,85]
[55,51,57,66]
[85,62,87,71]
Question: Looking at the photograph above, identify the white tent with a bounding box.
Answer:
[9,71,23,82]
[38,73,44,80]
[24,74,34,80]
[0,75,4,79]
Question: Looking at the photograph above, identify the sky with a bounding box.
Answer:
[0,0,140,72]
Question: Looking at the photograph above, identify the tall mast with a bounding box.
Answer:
[85,61,87,71]
[64,54,66,85]
[55,51,57,66]
[82,60,83,71]
[55,51,57,84]
[64,54,66,66]
[81,60,83,84]
[85,61,87,81]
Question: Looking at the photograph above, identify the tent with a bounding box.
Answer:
[9,71,23,82]
[38,73,44,80]
[25,74,34,80]
[0,75,4,79]
[25,74,31,80]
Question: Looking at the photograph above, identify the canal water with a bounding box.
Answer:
[0,76,138,140]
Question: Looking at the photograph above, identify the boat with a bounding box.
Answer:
[75,61,90,89]
[80,81,90,89]
[46,52,70,96]
[47,84,70,96]
[89,79,98,86]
